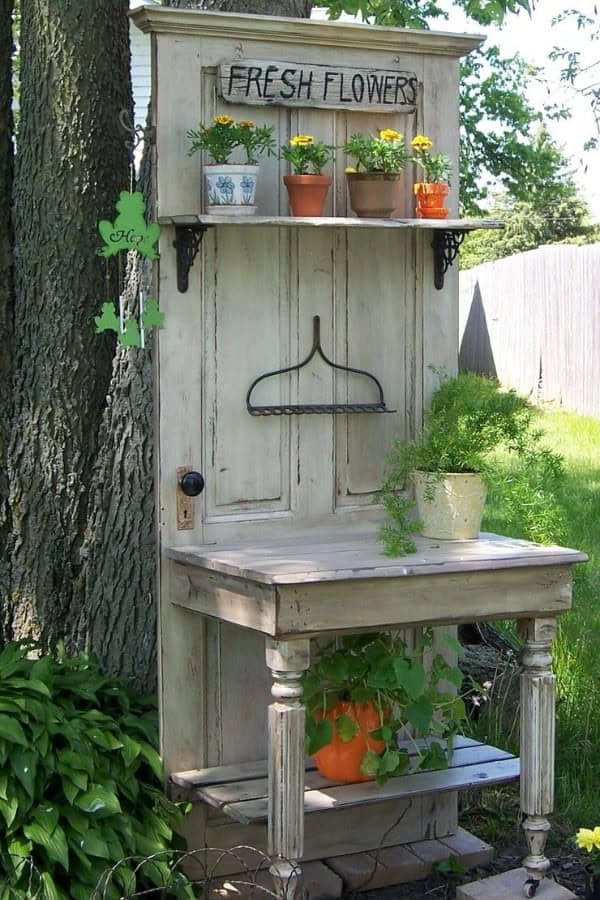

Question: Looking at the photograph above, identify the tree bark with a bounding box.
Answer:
[0,0,13,642]
[79,145,157,689]
[8,0,131,646]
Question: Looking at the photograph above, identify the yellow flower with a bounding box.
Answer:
[290,134,315,146]
[576,828,597,852]
[239,119,255,128]
[412,134,434,151]
[213,114,235,126]
[345,166,357,173]
[594,827,600,849]
[379,128,403,142]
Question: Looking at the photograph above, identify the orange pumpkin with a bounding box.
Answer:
[313,700,386,783]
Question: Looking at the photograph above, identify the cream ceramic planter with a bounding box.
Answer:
[412,471,487,540]
[204,163,259,215]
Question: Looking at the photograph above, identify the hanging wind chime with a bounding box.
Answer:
[95,112,164,348]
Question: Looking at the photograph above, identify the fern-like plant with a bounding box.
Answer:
[378,372,565,555]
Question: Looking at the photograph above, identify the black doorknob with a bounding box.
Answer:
[180,471,205,497]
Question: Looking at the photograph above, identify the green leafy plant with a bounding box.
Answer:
[303,631,466,784]
[0,641,193,900]
[344,128,410,174]
[280,134,336,175]
[411,134,452,184]
[378,372,565,555]
[187,114,275,165]
[434,854,468,884]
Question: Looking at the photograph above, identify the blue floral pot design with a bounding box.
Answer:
[204,164,259,215]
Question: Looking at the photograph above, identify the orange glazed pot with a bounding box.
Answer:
[283,174,332,217]
[313,700,386,783]
[414,182,449,219]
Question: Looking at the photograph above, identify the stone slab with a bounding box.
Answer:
[438,826,495,869]
[325,845,424,891]
[457,867,578,900]
[210,861,343,900]
[325,827,494,891]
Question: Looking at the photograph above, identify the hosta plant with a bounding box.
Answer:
[0,641,193,900]
[303,630,466,784]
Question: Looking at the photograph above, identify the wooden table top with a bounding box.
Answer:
[166,525,587,587]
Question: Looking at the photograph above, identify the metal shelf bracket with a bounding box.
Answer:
[432,230,466,290]
[174,224,210,293]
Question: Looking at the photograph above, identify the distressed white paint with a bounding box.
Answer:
[134,6,578,880]
[267,639,310,899]
[519,618,557,887]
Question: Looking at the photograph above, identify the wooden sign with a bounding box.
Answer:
[219,59,418,113]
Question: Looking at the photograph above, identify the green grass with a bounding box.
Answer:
[480,409,600,826]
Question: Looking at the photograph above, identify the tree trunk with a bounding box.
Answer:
[79,144,157,689]
[0,0,13,642]
[8,0,131,646]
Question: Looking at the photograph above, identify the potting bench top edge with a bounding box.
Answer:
[166,527,587,585]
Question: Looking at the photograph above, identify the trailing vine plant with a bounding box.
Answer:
[303,631,467,784]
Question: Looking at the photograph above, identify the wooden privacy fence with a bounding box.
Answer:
[459,243,600,417]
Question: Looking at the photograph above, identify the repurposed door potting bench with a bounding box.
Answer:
[131,6,587,897]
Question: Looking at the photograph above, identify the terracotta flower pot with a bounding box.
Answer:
[313,700,386,783]
[414,182,449,219]
[412,471,487,540]
[346,172,403,218]
[284,174,332,217]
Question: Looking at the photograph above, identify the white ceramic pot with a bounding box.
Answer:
[412,471,487,540]
[204,163,259,215]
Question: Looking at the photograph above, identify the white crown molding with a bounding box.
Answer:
[129,7,485,58]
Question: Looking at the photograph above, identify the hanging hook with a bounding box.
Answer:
[118,108,156,154]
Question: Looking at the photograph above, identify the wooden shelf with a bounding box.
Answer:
[162,215,503,291]
[170,736,519,825]
[158,214,503,230]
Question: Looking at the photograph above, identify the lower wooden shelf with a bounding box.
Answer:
[170,736,519,825]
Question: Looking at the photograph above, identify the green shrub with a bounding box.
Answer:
[0,641,193,899]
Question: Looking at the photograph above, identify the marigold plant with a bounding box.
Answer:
[411,134,452,184]
[280,134,336,175]
[344,129,409,174]
[187,115,275,164]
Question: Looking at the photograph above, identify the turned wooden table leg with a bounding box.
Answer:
[266,638,311,900]
[519,617,557,898]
